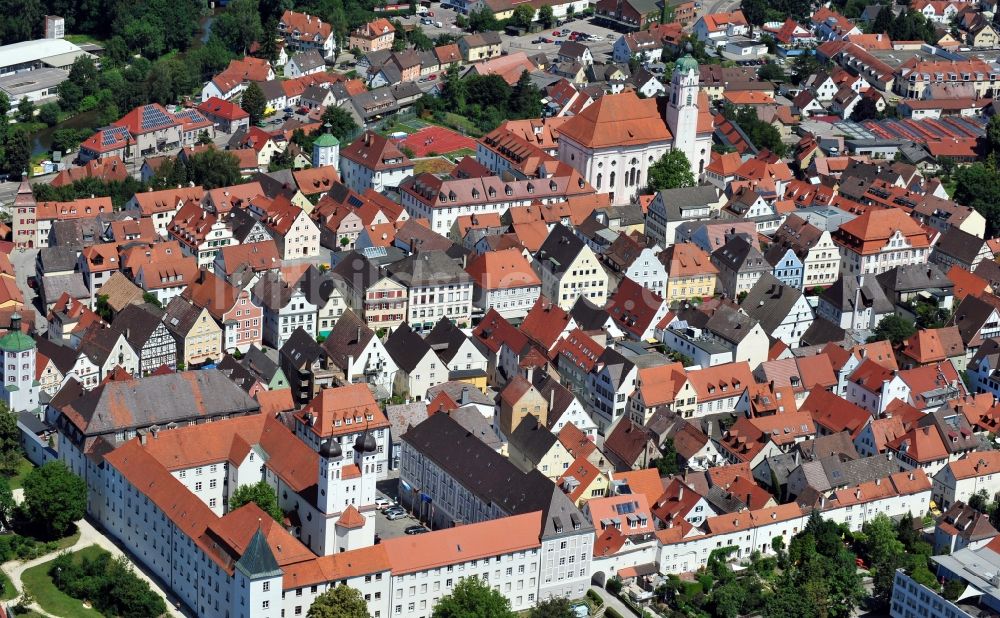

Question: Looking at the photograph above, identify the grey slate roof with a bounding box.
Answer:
[111,303,166,352]
[821,275,893,315]
[741,273,805,335]
[57,369,259,437]
[535,224,586,277]
[241,345,282,383]
[875,263,953,299]
[425,381,493,407]
[289,49,325,72]
[450,406,503,451]
[162,297,204,338]
[321,310,376,371]
[280,327,329,371]
[800,317,846,347]
[37,246,80,274]
[42,273,89,304]
[507,414,559,471]
[705,304,759,346]
[712,235,766,273]
[401,412,593,540]
[933,227,987,265]
[387,250,471,287]
[569,296,613,331]
[653,186,720,219]
[384,322,433,373]
[386,402,428,442]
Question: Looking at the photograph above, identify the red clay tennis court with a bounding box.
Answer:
[397,125,477,157]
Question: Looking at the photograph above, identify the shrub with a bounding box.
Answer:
[586,589,604,606]
[50,550,166,618]
[605,608,623,618]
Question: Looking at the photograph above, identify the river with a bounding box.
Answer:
[30,109,101,156]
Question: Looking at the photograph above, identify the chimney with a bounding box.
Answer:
[549,387,555,410]
[677,484,684,501]
[461,386,470,405]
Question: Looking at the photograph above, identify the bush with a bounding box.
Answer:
[50,549,166,618]
[0,534,59,562]
[586,589,604,606]
[605,608,623,618]
[606,577,623,595]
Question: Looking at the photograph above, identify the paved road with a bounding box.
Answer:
[504,17,620,63]
[589,585,638,617]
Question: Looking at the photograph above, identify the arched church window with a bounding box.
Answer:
[596,173,602,189]
[609,171,616,187]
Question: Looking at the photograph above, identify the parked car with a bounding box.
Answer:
[427,10,434,16]
[375,497,393,509]
[428,73,437,80]
[385,508,407,520]
[541,37,553,43]
[404,525,430,535]
[552,30,560,36]
[561,28,570,34]
[532,37,545,43]
[606,33,616,39]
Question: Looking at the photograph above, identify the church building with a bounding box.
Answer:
[557,55,713,204]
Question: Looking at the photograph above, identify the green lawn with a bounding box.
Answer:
[7,457,35,490]
[21,545,106,618]
[0,569,16,600]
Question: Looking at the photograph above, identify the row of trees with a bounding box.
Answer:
[308,577,581,618]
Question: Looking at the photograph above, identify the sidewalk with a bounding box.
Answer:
[2,517,189,617]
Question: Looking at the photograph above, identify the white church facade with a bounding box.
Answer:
[557,55,713,205]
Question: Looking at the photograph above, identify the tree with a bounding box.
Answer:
[872,5,894,35]
[528,597,574,618]
[37,103,60,127]
[22,461,87,538]
[971,489,991,513]
[539,4,555,27]
[0,477,14,529]
[16,97,34,124]
[850,96,880,122]
[142,292,162,308]
[213,0,264,54]
[868,314,916,345]
[229,480,283,521]
[468,6,500,31]
[259,19,281,63]
[859,514,905,565]
[241,82,267,125]
[511,3,536,28]
[1,129,31,178]
[988,115,1000,156]
[943,578,966,601]
[307,585,369,618]
[954,158,1000,236]
[758,62,785,82]
[510,70,542,118]
[186,148,241,189]
[432,577,516,618]
[652,438,679,476]
[0,91,8,118]
[0,403,21,475]
[647,150,695,192]
[321,105,359,141]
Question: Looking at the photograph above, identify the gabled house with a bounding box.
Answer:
[605,278,669,341]
[278,327,337,405]
[534,224,609,311]
[110,303,176,376]
[182,269,263,353]
[252,271,318,350]
[162,296,223,367]
[740,273,814,348]
[384,322,442,400]
[424,317,489,388]
[321,309,398,398]
[587,348,637,434]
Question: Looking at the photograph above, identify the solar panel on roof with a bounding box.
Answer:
[140,105,174,131]
[362,246,387,259]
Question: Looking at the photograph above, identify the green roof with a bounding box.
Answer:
[235,528,281,579]
[313,133,340,147]
[0,331,34,353]
[677,54,699,74]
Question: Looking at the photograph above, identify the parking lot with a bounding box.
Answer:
[374,492,429,541]
[503,17,620,62]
